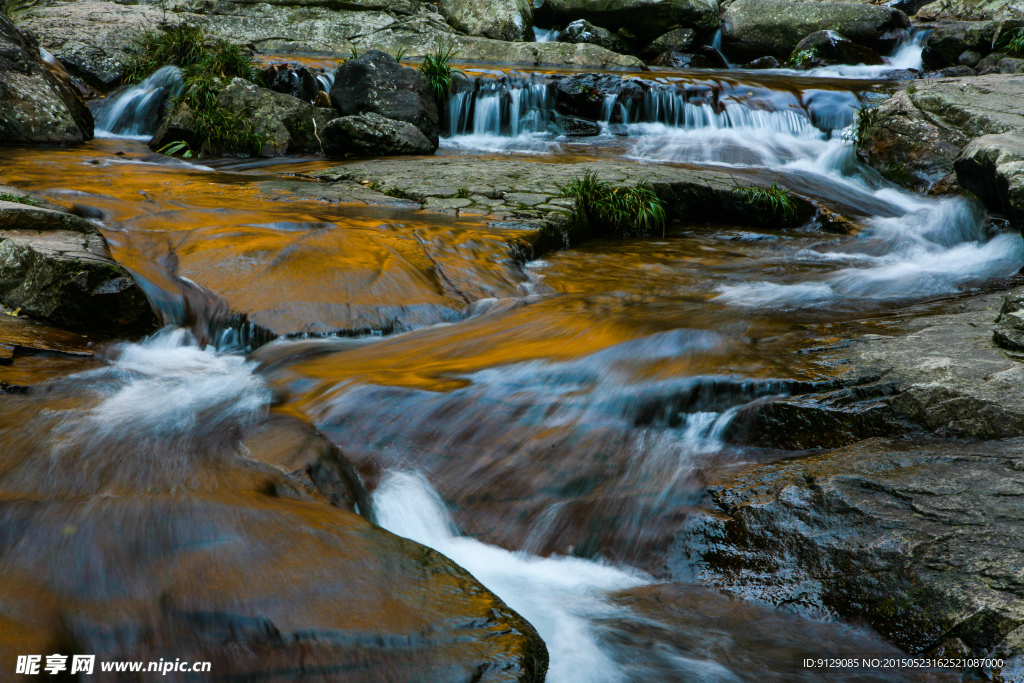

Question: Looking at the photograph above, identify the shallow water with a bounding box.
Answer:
[0,57,1008,681]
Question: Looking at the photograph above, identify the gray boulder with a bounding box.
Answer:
[954,132,1024,229]
[920,20,1002,69]
[1000,57,1024,73]
[0,12,93,144]
[994,288,1024,351]
[722,0,910,60]
[560,19,633,55]
[917,0,1024,21]
[330,50,440,149]
[0,201,156,335]
[321,112,436,158]
[789,30,884,69]
[642,27,695,60]
[150,79,335,157]
[438,0,533,42]
[536,0,719,45]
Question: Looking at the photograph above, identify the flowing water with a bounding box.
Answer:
[0,48,1010,681]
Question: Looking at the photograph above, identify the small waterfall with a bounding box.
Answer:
[315,71,334,93]
[533,26,561,43]
[446,74,554,138]
[95,66,184,139]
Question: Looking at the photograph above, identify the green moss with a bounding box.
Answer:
[0,193,43,207]
[456,187,471,199]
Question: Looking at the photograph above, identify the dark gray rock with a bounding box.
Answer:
[649,51,713,68]
[1000,57,1024,73]
[553,72,640,120]
[0,201,156,335]
[330,50,439,149]
[742,55,780,69]
[722,0,911,60]
[925,64,978,77]
[959,48,983,66]
[641,27,695,60]
[994,289,1024,351]
[921,20,999,69]
[536,0,719,45]
[0,12,93,144]
[321,112,436,158]
[556,115,600,136]
[955,132,1024,229]
[789,30,884,69]
[679,437,1024,678]
[560,19,633,55]
[976,50,1009,74]
[261,63,319,103]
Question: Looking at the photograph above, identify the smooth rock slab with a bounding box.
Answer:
[679,437,1024,678]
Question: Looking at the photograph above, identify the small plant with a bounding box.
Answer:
[845,104,881,148]
[732,182,797,221]
[420,40,462,103]
[385,187,410,199]
[456,187,471,198]
[393,46,409,62]
[906,83,917,95]
[349,45,360,60]
[789,48,820,69]
[1000,27,1024,57]
[560,171,667,238]
[157,140,196,158]
[0,192,43,207]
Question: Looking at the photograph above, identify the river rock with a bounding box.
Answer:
[150,78,335,157]
[0,12,93,144]
[560,19,633,55]
[722,0,910,60]
[556,115,600,136]
[918,0,1024,21]
[921,20,1000,69]
[261,63,319,103]
[554,73,642,121]
[858,75,1024,192]
[536,0,719,45]
[0,201,157,335]
[1000,57,1024,73]
[641,27,696,60]
[321,112,436,157]
[649,51,713,68]
[330,50,439,149]
[438,0,533,42]
[955,132,1024,229]
[678,436,1024,677]
[976,50,1009,73]
[789,30,884,69]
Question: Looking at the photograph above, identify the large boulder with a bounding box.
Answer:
[321,112,437,157]
[536,0,719,45]
[150,78,335,157]
[261,63,320,103]
[919,20,1012,69]
[789,30,884,68]
[955,132,1024,229]
[330,50,440,149]
[560,19,634,55]
[438,0,533,42]
[722,0,910,60]
[918,0,1024,21]
[0,201,157,335]
[0,12,93,144]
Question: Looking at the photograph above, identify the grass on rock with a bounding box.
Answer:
[732,182,797,221]
[560,172,667,239]
[0,193,43,207]
[124,22,266,156]
[420,41,461,104]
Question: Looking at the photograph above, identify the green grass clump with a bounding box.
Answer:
[456,187,471,198]
[420,41,461,103]
[123,22,266,156]
[0,193,43,207]
[732,182,797,221]
[789,48,820,69]
[560,172,667,238]
[845,104,881,149]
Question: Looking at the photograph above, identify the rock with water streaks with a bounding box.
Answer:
[0,12,93,144]
[722,0,910,60]
[0,201,157,335]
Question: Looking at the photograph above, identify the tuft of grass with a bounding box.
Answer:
[732,182,797,221]
[420,40,462,103]
[157,140,196,158]
[385,187,410,199]
[845,104,881,148]
[0,192,43,207]
[124,22,266,156]
[1000,27,1024,57]
[560,172,667,238]
[456,187,471,198]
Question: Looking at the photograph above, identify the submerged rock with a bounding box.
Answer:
[0,12,93,144]
[321,112,437,157]
[330,50,440,149]
[679,437,1024,678]
[722,0,910,60]
[536,0,719,45]
[0,201,156,335]
[438,0,533,42]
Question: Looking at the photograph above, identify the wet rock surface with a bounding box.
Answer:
[0,201,156,335]
[679,437,1024,678]
[0,12,93,144]
[322,112,437,158]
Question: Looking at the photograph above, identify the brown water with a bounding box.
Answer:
[0,65,1008,680]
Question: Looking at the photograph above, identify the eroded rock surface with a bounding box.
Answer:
[438,0,533,42]
[955,132,1024,228]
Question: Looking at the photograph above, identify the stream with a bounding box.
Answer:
[0,41,1014,681]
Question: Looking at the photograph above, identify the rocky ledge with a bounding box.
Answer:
[0,200,157,335]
